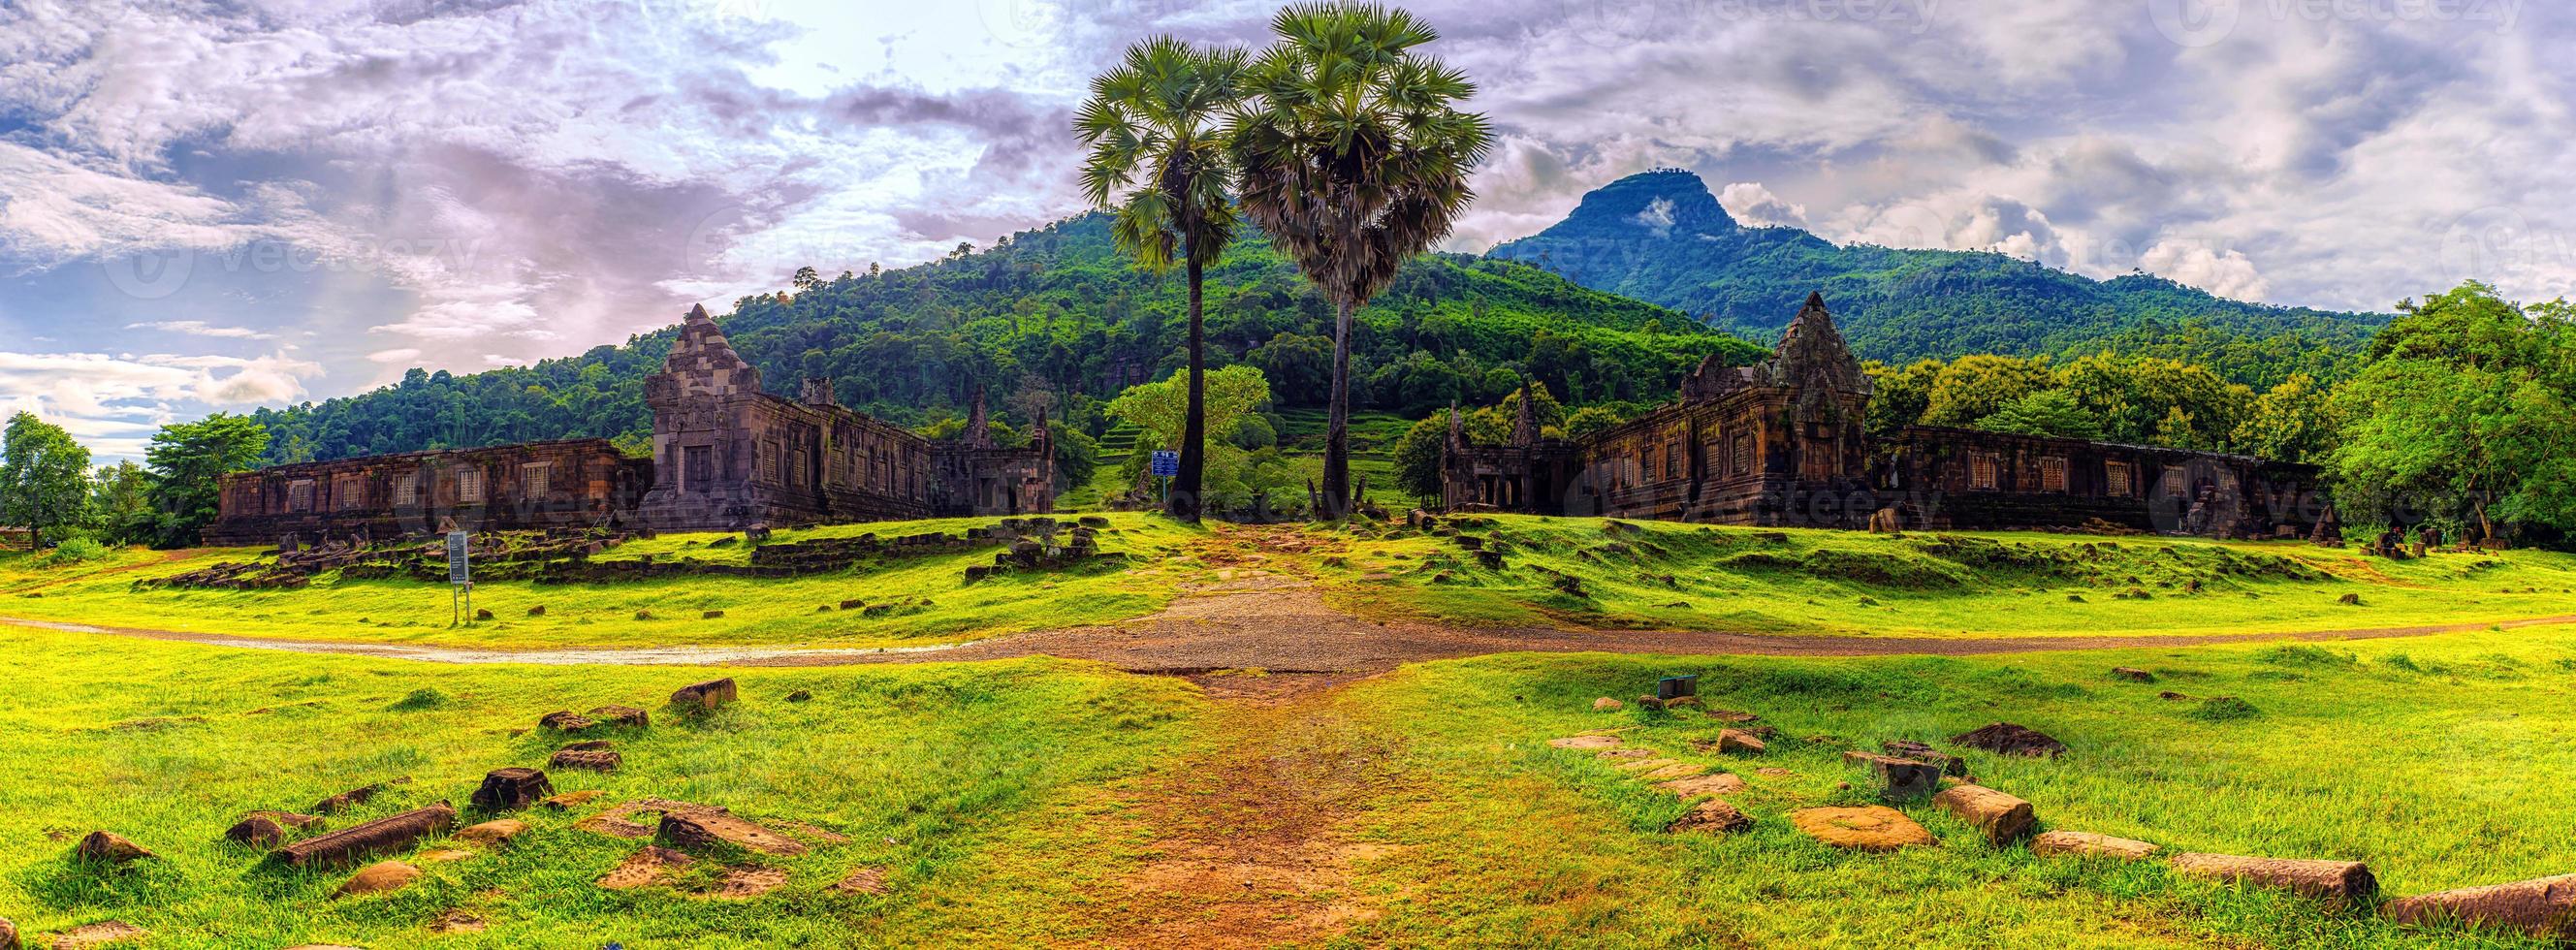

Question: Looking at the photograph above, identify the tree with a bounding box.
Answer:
[1230,1,1493,518]
[90,460,155,547]
[144,413,270,548]
[0,413,92,550]
[2329,283,2576,539]
[1077,36,1248,523]
[1976,390,2104,440]
[1920,355,2052,428]
[792,266,821,291]
[1106,364,1273,454]
[2234,373,2332,463]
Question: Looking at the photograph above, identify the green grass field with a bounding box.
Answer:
[1,617,2569,945]
[0,514,1209,649]
[1318,515,2576,638]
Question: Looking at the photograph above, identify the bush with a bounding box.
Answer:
[42,537,111,564]
[2185,696,2263,722]
[389,687,453,712]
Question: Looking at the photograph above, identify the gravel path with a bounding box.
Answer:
[9,574,2570,673]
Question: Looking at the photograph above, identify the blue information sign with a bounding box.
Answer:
[1150,450,1180,477]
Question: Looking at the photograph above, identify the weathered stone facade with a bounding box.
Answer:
[206,439,647,547]
[206,304,1053,545]
[1445,293,2328,537]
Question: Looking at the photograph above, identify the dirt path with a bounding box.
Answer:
[13,585,2573,673]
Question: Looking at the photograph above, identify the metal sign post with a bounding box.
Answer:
[446,530,472,626]
[1150,450,1179,509]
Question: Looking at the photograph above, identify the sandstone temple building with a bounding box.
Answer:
[205,305,1053,546]
[1444,294,2328,537]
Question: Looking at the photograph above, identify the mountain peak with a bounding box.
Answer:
[1553,168,1736,240]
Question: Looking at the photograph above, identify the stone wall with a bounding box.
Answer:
[205,439,646,547]
[1443,293,2328,538]
[206,304,1057,545]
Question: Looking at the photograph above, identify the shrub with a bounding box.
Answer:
[388,687,452,712]
[42,537,111,564]
[2185,696,2262,722]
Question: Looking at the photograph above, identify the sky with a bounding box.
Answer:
[1,0,2570,459]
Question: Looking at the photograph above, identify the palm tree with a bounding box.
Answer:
[1230,2,1491,518]
[1075,37,1248,524]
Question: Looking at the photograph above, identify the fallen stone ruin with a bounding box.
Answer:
[1552,693,2575,939]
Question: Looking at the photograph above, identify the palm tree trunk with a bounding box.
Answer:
[1321,297,1355,519]
[1173,256,1207,523]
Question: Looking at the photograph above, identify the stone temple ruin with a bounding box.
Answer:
[205,305,1054,546]
[1444,293,2330,537]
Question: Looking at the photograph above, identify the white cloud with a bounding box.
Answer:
[1718,182,1807,229]
[2142,239,2272,301]
[127,320,274,339]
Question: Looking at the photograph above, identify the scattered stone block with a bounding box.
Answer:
[1705,710,1761,723]
[473,609,494,621]
[429,910,487,934]
[1656,773,1748,800]
[2112,667,2155,682]
[832,866,890,895]
[1755,767,1793,778]
[1591,697,1623,712]
[1881,740,1965,776]
[551,749,620,773]
[526,605,546,617]
[702,610,725,619]
[335,860,420,898]
[456,819,528,845]
[542,790,605,811]
[2338,592,2362,605]
[656,810,807,856]
[709,865,790,899]
[597,845,693,890]
[415,848,473,864]
[1668,798,1753,834]
[0,917,13,950]
[1596,747,1653,759]
[588,705,649,728]
[2158,690,2188,701]
[1846,752,1942,801]
[670,678,738,712]
[538,711,596,733]
[1791,807,1935,851]
[1548,735,1621,749]
[839,599,864,610]
[634,610,655,620]
[2381,873,2576,938]
[72,832,155,866]
[225,815,294,847]
[2170,852,2377,903]
[47,921,144,949]
[1952,722,2068,759]
[273,804,457,869]
[1638,762,1706,780]
[469,768,555,811]
[1930,783,2036,843]
[312,778,404,814]
[2031,831,2160,862]
[786,689,812,703]
[1716,729,1767,755]
[559,740,613,751]
[1610,758,1684,774]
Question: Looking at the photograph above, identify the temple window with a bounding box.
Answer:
[762,440,782,484]
[1640,444,1658,483]
[394,473,419,507]
[334,474,365,510]
[522,462,552,497]
[2106,460,2132,497]
[1732,433,1752,474]
[1801,440,1836,479]
[1970,453,2000,491]
[2040,457,2067,492]
[2160,466,2186,498]
[684,445,712,491]
[1666,440,1682,479]
[287,479,314,512]
[455,468,486,503]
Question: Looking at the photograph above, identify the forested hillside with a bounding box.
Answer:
[1486,170,2387,387]
[251,213,1765,463]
